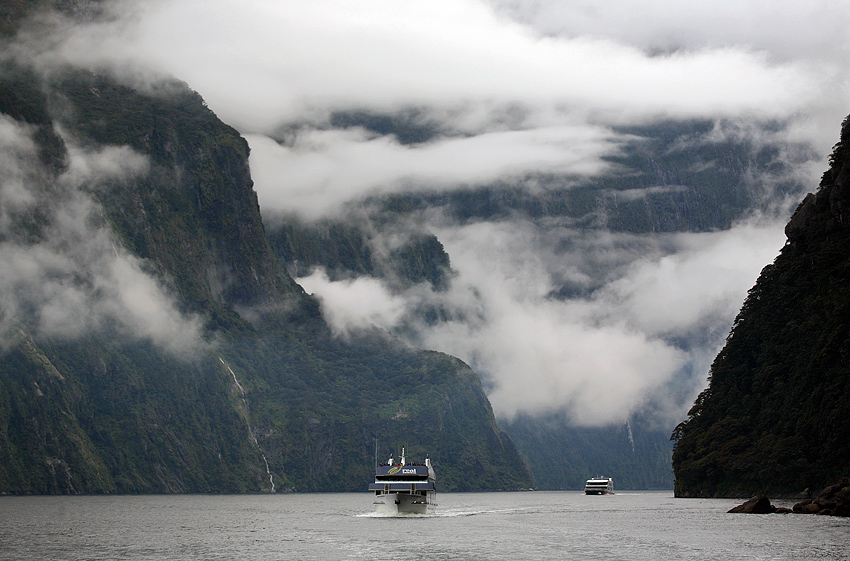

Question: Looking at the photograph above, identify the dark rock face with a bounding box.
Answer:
[671,115,850,497]
[728,495,776,514]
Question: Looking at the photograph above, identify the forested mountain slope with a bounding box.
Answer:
[0,18,533,492]
[672,116,850,497]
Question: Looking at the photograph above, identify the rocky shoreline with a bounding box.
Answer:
[728,479,850,516]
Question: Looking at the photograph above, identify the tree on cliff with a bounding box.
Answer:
[672,116,850,497]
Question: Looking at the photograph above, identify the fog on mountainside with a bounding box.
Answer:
[0,6,533,494]
[264,116,815,488]
[3,0,850,491]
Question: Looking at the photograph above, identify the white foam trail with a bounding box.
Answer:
[354,506,535,518]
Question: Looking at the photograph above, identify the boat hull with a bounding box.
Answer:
[373,492,436,515]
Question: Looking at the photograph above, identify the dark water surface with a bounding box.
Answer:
[1,491,847,560]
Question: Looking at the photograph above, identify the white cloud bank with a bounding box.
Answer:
[490,0,850,63]
[245,124,619,218]
[33,0,846,210]
[22,0,850,424]
[297,268,406,338]
[437,217,787,423]
[297,216,787,425]
[72,0,823,130]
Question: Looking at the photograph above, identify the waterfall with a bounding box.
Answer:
[219,357,276,493]
[626,420,635,453]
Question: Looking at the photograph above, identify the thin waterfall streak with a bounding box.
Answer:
[222,357,247,396]
[219,357,276,493]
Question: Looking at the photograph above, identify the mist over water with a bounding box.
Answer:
[1,493,848,560]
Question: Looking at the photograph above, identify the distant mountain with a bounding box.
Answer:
[671,115,850,497]
[1,4,820,495]
[264,113,812,490]
[501,413,674,490]
[0,31,533,492]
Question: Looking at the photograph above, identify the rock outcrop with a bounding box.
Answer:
[729,479,850,517]
[728,495,775,514]
[792,479,850,516]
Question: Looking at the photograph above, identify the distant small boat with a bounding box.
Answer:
[585,477,614,495]
[369,447,437,515]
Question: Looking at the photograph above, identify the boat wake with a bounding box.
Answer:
[356,512,434,518]
[356,506,532,518]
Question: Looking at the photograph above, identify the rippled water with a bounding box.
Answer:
[1,491,848,560]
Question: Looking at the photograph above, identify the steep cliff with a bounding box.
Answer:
[0,22,533,492]
[671,116,850,497]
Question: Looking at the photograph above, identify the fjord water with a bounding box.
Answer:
[1,492,848,560]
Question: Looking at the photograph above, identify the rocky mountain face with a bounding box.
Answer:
[263,114,813,490]
[0,25,533,492]
[671,116,850,497]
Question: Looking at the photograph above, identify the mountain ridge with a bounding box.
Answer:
[671,115,850,497]
[0,48,534,493]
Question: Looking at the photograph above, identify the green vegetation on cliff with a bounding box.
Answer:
[0,53,533,493]
[266,213,452,291]
[671,116,850,497]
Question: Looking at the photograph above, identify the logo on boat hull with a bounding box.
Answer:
[386,466,420,475]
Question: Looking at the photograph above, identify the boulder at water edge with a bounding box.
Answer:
[792,479,850,517]
[728,496,776,514]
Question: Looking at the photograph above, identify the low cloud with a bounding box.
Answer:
[298,215,787,425]
[246,124,619,218]
[17,0,842,206]
[62,139,150,186]
[597,221,788,338]
[0,117,40,231]
[13,0,844,425]
[490,0,850,63]
[131,1,820,129]
[297,268,406,338]
[0,118,203,356]
[35,0,833,132]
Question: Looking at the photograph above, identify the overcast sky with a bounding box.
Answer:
[29,0,850,425]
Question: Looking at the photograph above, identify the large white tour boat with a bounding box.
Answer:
[369,448,436,515]
[584,477,614,495]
